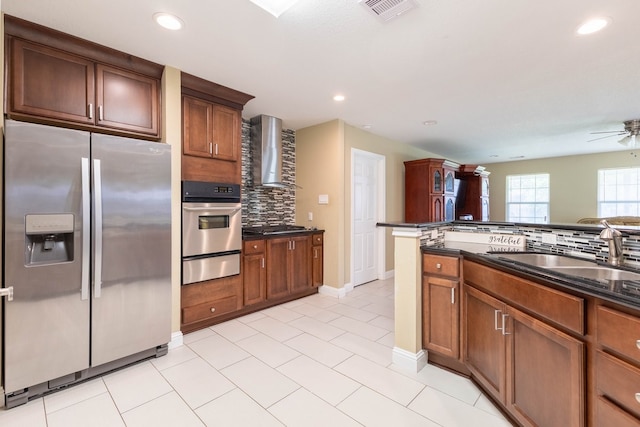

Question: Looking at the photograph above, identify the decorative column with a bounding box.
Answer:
[391,227,427,372]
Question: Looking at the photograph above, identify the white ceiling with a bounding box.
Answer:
[3,0,640,165]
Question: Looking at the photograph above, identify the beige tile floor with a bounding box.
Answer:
[0,278,513,426]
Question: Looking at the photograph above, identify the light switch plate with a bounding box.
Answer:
[318,194,329,204]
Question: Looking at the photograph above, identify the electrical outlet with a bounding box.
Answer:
[308,212,313,221]
[431,229,438,239]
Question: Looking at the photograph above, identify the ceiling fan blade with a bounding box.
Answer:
[588,134,623,142]
[589,130,626,134]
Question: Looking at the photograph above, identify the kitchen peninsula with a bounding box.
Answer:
[381,220,640,427]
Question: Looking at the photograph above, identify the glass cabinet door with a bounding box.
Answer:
[433,170,442,192]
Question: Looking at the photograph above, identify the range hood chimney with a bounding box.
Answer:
[250,115,287,188]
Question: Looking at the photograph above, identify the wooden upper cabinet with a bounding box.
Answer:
[183,95,215,159]
[212,104,240,161]
[9,38,95,125]
[5,15,162,139]
[96,64,159,136]
[183,96,239,162]
[181,72,253,184]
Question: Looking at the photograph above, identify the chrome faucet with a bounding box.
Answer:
[599,219,624,266]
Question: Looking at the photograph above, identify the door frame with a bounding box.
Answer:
[350,148,386,288]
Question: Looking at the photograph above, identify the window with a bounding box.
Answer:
[506,174,550,223]
[598,167,640,217]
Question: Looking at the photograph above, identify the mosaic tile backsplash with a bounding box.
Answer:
[241,119,297,227]
[421,222,640,269]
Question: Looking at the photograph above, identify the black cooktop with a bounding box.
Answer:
[243,225,309,236]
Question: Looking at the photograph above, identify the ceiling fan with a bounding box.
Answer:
[589,119,640,147]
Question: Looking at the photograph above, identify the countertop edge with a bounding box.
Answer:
[422,245,640,312]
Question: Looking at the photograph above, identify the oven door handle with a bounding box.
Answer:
[183,207,241,216]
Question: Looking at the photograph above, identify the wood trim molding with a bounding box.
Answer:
[181,72,254,110]
[4,14,163,78]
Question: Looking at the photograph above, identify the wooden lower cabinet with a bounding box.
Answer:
[312,233,323,287]
[464,285,507,402]
[595,305,640,425]
[180,274,242,333]
[422,253,461,360]
[506,305,585,427]
[464,284,585,427]
[266,237,292,299]
[423,276,459,358]
[266,235,312,298]
[243,240,266,306]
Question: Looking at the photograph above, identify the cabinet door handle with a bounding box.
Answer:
[215,143,219,155]
[436,263,442,270]
[292,240,295,250]
[451,288,455,304]
[494,309,502,331]
[636,393,640,404]
[98,105,104,121]
[253,244,258,249]
[314,248,318,259]
[501,313,511,335]
[209,142,213,155]
[261,257,265,269]
[88,103,93,119]
[210,307,216,313]
[636,340,640,350]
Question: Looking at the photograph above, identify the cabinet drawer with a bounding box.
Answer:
[597,305,640,365]
[596,396,640,427]
[181,275,241,307]
[182,295,238,325]
[244,239,265,255]
[312,233,323,246]
[596,351,640,420]
[423,254,459,277]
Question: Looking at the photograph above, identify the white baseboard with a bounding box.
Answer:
[168,331,184,349]
[318,284,350,298]
[383,269,395,280]
[343,282,354,294]
[392,347,427,373]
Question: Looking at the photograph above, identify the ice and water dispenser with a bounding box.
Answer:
[25,214,74,265]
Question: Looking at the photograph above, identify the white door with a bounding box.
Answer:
[352,150,384,286]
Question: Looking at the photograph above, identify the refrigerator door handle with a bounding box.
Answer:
[81,158,91,300]
[93,159,103,298]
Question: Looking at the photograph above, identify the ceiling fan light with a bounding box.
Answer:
[618,135,638,148]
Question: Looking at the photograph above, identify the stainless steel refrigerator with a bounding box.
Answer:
[2,120,171,407]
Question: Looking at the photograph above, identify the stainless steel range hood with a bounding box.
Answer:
[250,114,286,188]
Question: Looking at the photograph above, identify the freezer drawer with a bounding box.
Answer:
[183,253,240,284]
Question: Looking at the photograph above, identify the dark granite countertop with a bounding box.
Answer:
[422,243,640,311]
[242,226,324,241]
[378,220,640,236]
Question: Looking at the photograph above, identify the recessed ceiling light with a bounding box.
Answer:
[423,120,438,126]
[249,0,299,18]
[363,124,372,129]
[153,12,184,30]
[576,17,610,35]
[333,94,345,102]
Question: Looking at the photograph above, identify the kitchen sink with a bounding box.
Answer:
[495,253,640,281]
[543,266,640,282]
[497,253,596,268]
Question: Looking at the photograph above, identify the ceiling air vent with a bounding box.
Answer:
[360,0,418,22]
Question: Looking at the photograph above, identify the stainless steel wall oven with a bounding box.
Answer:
[182,181,242,284]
